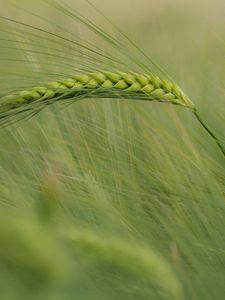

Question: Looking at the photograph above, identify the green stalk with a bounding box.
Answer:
[193,108,225,158]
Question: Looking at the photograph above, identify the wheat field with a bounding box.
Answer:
[0,1,225,299]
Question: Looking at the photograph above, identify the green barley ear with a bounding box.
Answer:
[0,71,194,112]
[61,229,183,300]
[0,214,68,299]
[0,71,194,123]
[1,70,224,157]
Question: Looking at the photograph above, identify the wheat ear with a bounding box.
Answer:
[0,71,194,115]
[0,70,224,157]
[0,216,66,284]
[62,229,183,300]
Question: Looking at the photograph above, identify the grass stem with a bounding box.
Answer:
[193,108,225,158]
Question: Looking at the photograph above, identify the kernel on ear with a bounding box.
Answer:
[90,73,106,84]
[47,81,62,89]
[29,91,41,100]
[114,80,128,89]
[73,74,90,84]
[19,90,33,100]
[20,90,40,101]
[119,72,135,84]
[135,74,149,86]
[172,85,183,99]
[163,93,176,100]
[101,79,114,89]
[161,80,173,93]
[104,72,121,83]
[35,87,48,95]
[73,82,83,89]
[42,90,56,100]
[86,79,99,88]
[149,74,161,88]
[150,89,165,98]
[15,97,27,104]
[142,84,154,94]
[126,82,141,92]
[63,79,75,88]
[57,85,68,94]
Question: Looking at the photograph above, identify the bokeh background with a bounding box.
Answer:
[0,1,225,299]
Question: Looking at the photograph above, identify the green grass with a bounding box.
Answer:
[0,0,225,299]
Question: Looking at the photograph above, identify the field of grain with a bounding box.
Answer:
[0,1,225,299]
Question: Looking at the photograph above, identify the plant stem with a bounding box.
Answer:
[193,108,225,158]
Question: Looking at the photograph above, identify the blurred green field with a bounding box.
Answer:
[0,0,225,299]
